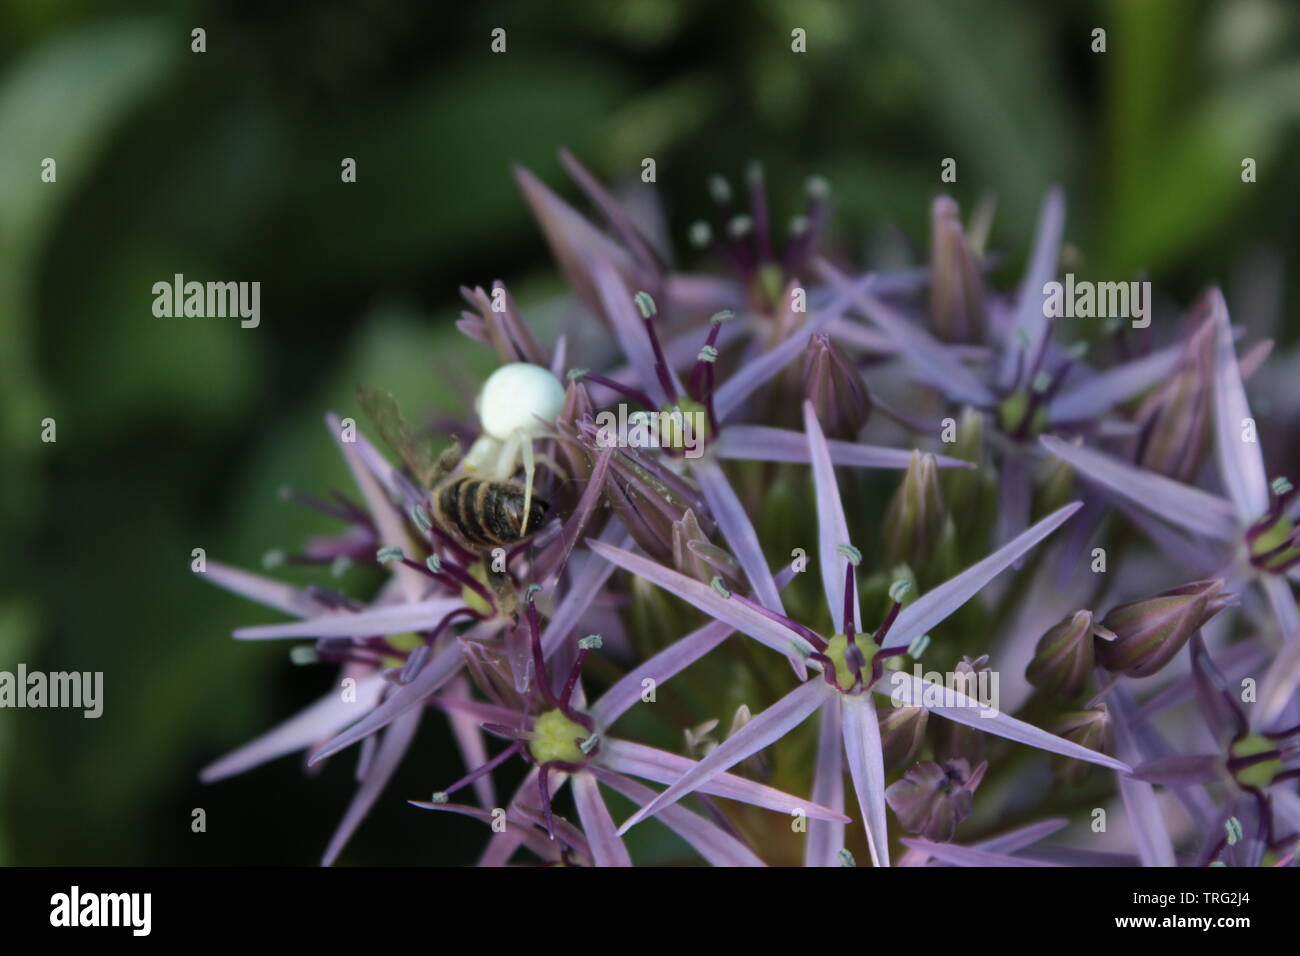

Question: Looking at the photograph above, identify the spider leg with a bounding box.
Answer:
[520,436,537,535]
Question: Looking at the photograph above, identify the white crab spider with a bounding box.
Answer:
[463,362,566,535]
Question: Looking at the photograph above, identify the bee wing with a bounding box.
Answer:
[355,384,439,487]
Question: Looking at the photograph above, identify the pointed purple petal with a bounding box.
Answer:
[1000,188,1065,389]
[975,818,1069,853]
[591,768,765,867]
[841,695,891,867]
[803,401,861,631]
[200,673,385,782]
[692,456,784,612]
[610,680,832,834]
[804,698,845,867]
[307,644,463,765]
[233,597,463,640]
[571,772,633,867]
[714,425,972,470]
[880,671,1130,772]
[1040,435,1238,541]
[1107,686,1177,867]
[321,705,421,866]
[1208,289,1268,521]
[327,413,426,600]
[818,260,994,407]
[598,737,847,822]
[591,619,735,728]
[588,540,818,658]
[714,272,874,421]
[902,838,1061,867]
[883,502,1083,650]
[201,561,323,618]
[1048,342,1183,424]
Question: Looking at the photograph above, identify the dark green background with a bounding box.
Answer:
[1,0,1297,864]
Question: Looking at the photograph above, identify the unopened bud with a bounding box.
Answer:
[1098,579,1231,678]
[805,333,871,439]
[877,700,929,770]
[1051,706,1115,783]
[883,451,946,570]
[1132,316,1214,482]
[928,196,986,344]
[885,758,987,842]
[1026,610,1098,698]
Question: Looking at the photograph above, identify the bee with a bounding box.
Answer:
[356,384,550,551]
[428,449,550,550]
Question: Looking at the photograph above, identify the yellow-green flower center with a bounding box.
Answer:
[663,396,710,450]
[381,632,423,668]
[1230,733,1283,790]
[824,634,876,693]
[528,708,589,765]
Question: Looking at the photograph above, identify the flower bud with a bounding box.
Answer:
[1131,304,1213,482]
[1026,609,1099,698]
[877,700,929,770]
[804,333,871,439]
[1097,579,1231,678]
[1050,706,1114,783]
[884,451,946,570]
[885,758,987,842]
[928,196,987,343]
[672,509,744,592]
[937,656,991,763]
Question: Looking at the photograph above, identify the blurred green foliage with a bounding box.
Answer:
[0,0,1297,864]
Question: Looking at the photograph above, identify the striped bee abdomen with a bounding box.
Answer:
[432,477,549,549]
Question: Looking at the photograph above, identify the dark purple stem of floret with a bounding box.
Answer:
[842,562,857,639]
[438,742,523,798]
[726,590,827,652]
[873,598,904,648]
[580,372,657,412]
[642,315,678,404]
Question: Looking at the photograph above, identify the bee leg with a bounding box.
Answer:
[520,436,537,536]
[430,439,463,485]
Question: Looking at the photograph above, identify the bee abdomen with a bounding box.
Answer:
[432,478,548,549]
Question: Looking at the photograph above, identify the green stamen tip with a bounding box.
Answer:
[376,546,404,564]
[708,174,731,205]
[525,583,544,602]
[889,579,913,604]
[697,345,719,363]
[261,549,286,570]
[426,554,442,573]
[728,215,753,239]
[578,634,603,650]
[791,641,811,660]
[1031,370,1052,394]
[838,848,857,867]
[330,555,352,579]
[711,576,731,598]
[709,310,735,325]
[908,633,931,659]
[806,175,829,199]
[411,505,432,532]
[1224,817,1243,846]
[567,367,589,382]
[579,734,601,755]
[789,215,809,236]
[689,221,712,248]
[430,791,449,804]
[1272,476,1293,497]
[289,645,318,666]
[633,291,657,319]
[837,543,862,566]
